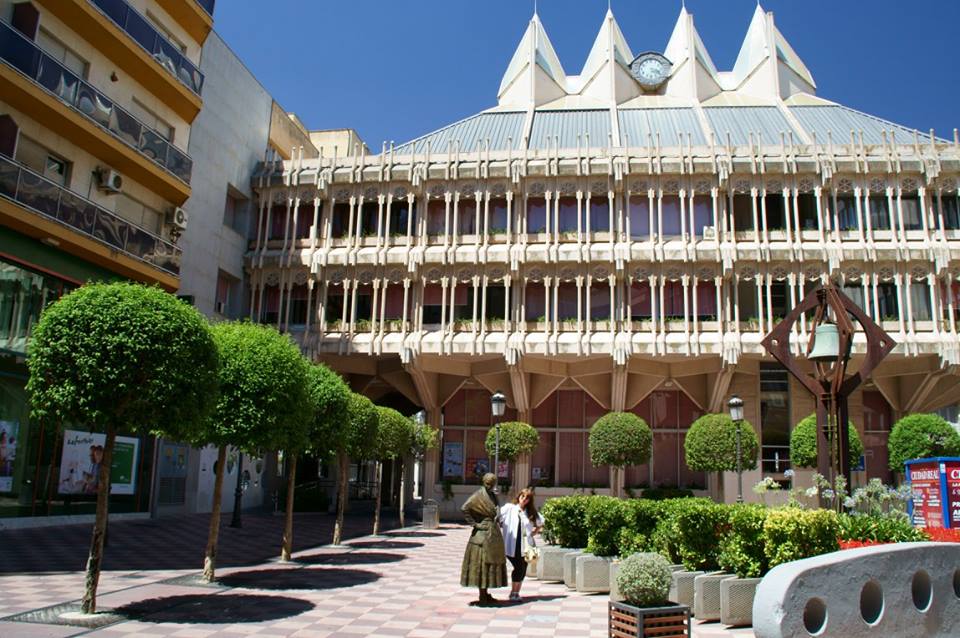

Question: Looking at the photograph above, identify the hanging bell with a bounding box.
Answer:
[808,323,840,362]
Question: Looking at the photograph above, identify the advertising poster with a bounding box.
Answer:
[908,462,943,528]
[58,429,140,496]
[0,420,17,492]
[468,457,489,478]
[442,441,463,478]
[944,460,960,528]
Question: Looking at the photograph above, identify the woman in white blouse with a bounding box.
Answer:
[499,487,544,601]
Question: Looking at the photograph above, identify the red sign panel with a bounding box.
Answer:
[945,461,960,528]
[909,462,943,528]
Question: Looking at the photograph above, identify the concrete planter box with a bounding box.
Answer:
[693,572,729,621]
[563,550,585,588]
[671,570,704,608]
[609,560,623,602]
[720,576,761,627]
[576,554,614,593]
[537,546,574,582]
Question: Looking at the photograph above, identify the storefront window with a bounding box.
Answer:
[0,258,75,355]
[760,365,791,475]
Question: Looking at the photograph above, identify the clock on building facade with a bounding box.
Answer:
[629,52,672,91]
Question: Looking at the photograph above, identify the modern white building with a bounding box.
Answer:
[249,6,959,507]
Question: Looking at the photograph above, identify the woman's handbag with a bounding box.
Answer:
[521,534,540,564]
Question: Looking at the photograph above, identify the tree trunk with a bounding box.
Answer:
[280,454,298,561]
[372,461,382,536]
[80,424,116,614]
[332,451,349,545]
[398,457,406,528]
[202,444,228,582]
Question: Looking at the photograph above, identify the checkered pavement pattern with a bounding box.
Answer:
[0,514,755,637]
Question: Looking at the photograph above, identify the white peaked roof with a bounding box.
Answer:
[390,7,942,154]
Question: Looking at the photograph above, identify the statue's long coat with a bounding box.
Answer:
[459,487,507,588]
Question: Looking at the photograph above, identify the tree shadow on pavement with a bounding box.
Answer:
[116,593,314,623]
[385,531,444,538]
[296,551,405,566]
[218,567,380,590]
[346,540,424,550]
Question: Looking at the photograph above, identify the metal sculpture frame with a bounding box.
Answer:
[761,284,896,486]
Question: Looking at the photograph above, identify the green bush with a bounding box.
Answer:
[650,498,703,564]
[640,487,695,500]
[616,552,673,607]
[617,499,664,556]
[684,413,759,472]
[763,508,839,568]
[888,413,960,471]
[672,499,730,570]
[541,495,590,548]
[838,513,927,543]
[585,496,628,556]
[588,412,652,467]
[717,504,769,578]
[790,413,863,469]
[484,421,539,461]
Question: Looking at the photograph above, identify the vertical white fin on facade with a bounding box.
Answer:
[663,6,721,101]
[729,4,815,99]
[497,12,568,108]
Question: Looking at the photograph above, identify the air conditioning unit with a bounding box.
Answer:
[96,168,123,193]
[702,225,716,240]
[166,206,188,231]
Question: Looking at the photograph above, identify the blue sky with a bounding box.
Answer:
[213,0,960,149]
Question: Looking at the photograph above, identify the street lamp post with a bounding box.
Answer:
[728,395,745,503]
[229,451,244,528]
[490,391,506,492]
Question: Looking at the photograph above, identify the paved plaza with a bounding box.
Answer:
[0,513,754,637]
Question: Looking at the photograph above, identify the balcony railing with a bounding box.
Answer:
[0,154,181,276]
[0,21,193,184]
[195,0,215,16]
[89,0,204,95]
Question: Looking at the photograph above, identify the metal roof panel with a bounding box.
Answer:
[394,112,526,155]
[618,108,706,148]
[703,106,798,146]
[789,105,934,146]
[528,109,612,150]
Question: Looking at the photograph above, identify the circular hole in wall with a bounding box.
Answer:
[954,569,960,599]
[859,580,884,625]
[803,597,828,636]
[912,570,933,611]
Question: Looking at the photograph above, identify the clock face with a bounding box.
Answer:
[629,52,672,90]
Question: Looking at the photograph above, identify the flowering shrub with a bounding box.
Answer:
[763,508,839,568]
[838,539,890,550]
[617,552,673,607]
[923,528,960,543]
[838,512,926,543]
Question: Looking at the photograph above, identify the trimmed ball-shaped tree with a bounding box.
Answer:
[26,283,219,613]
[201,321,313,580]
[684,413,759,471]
[888,413,960,471]
[616,552,673,607]
[332,393,379,545]
[484,421,539,461]
[373,406,415,534]
[790,413,863,469]
[589,412,652,496]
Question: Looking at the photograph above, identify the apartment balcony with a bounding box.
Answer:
[0,20,192,203]
[160,0,214,46]
[34,0,203,121]
[0,153,181,289]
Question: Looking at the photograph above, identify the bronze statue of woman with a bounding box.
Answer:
[459,472,507,605]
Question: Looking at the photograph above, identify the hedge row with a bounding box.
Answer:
[541,495,925,578]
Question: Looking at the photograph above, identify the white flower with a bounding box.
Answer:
[783,469,795,479]
[823,489,836,500]
[843,497,856,509]
[805,487,819,498]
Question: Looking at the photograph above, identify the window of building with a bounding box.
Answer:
[691,196,712,238]
[797,193,818,230]
[760,365,791,475]
[261,284,279,324]
[485,283,505,320]
[557,197,577,233]
[696,280,717,320]
[145,11,187,53]
[630,281,652,320]
[451,284,473,321]
[764,193,786,230]
[359,202,378,236]
[114,193,161,233]
[0,114,18,158]
[15,136,69,186]
[869,195,891,230]
[426,200,445,236]
[910,280,932,321]
[876,282,899,320]
[129,98,173,142]
[36,27,88,79]
[222,186,249,235]
[527,197,546,233]
[556,282,577,321]
[834,195,858,231]
[901,195,923,231]
[354,285,373,323]
[422,283,443,325]
[524,283,545,321]
[589,196,609,233]
[661,196,681,237]
[737,280,758,323]
[325,287,344,326]
[0,257,75,355]
[934,194,960,230]
[268,203,286,240]
[294,200,313,239]
[770,281,789,319]
[288,284,309,325]
[590,281,610,320]
[389,200,411,236]
[489,199,507,233]
[629,195,649,239]
[382,286,403,321]
[732,194,753,231]
[662,281,683,319]
[331,202,349,238]
[458,199,476,235]
[842,283,867,313]
[214,270,240,317]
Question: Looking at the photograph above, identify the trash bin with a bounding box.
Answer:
[422,499,439,529]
